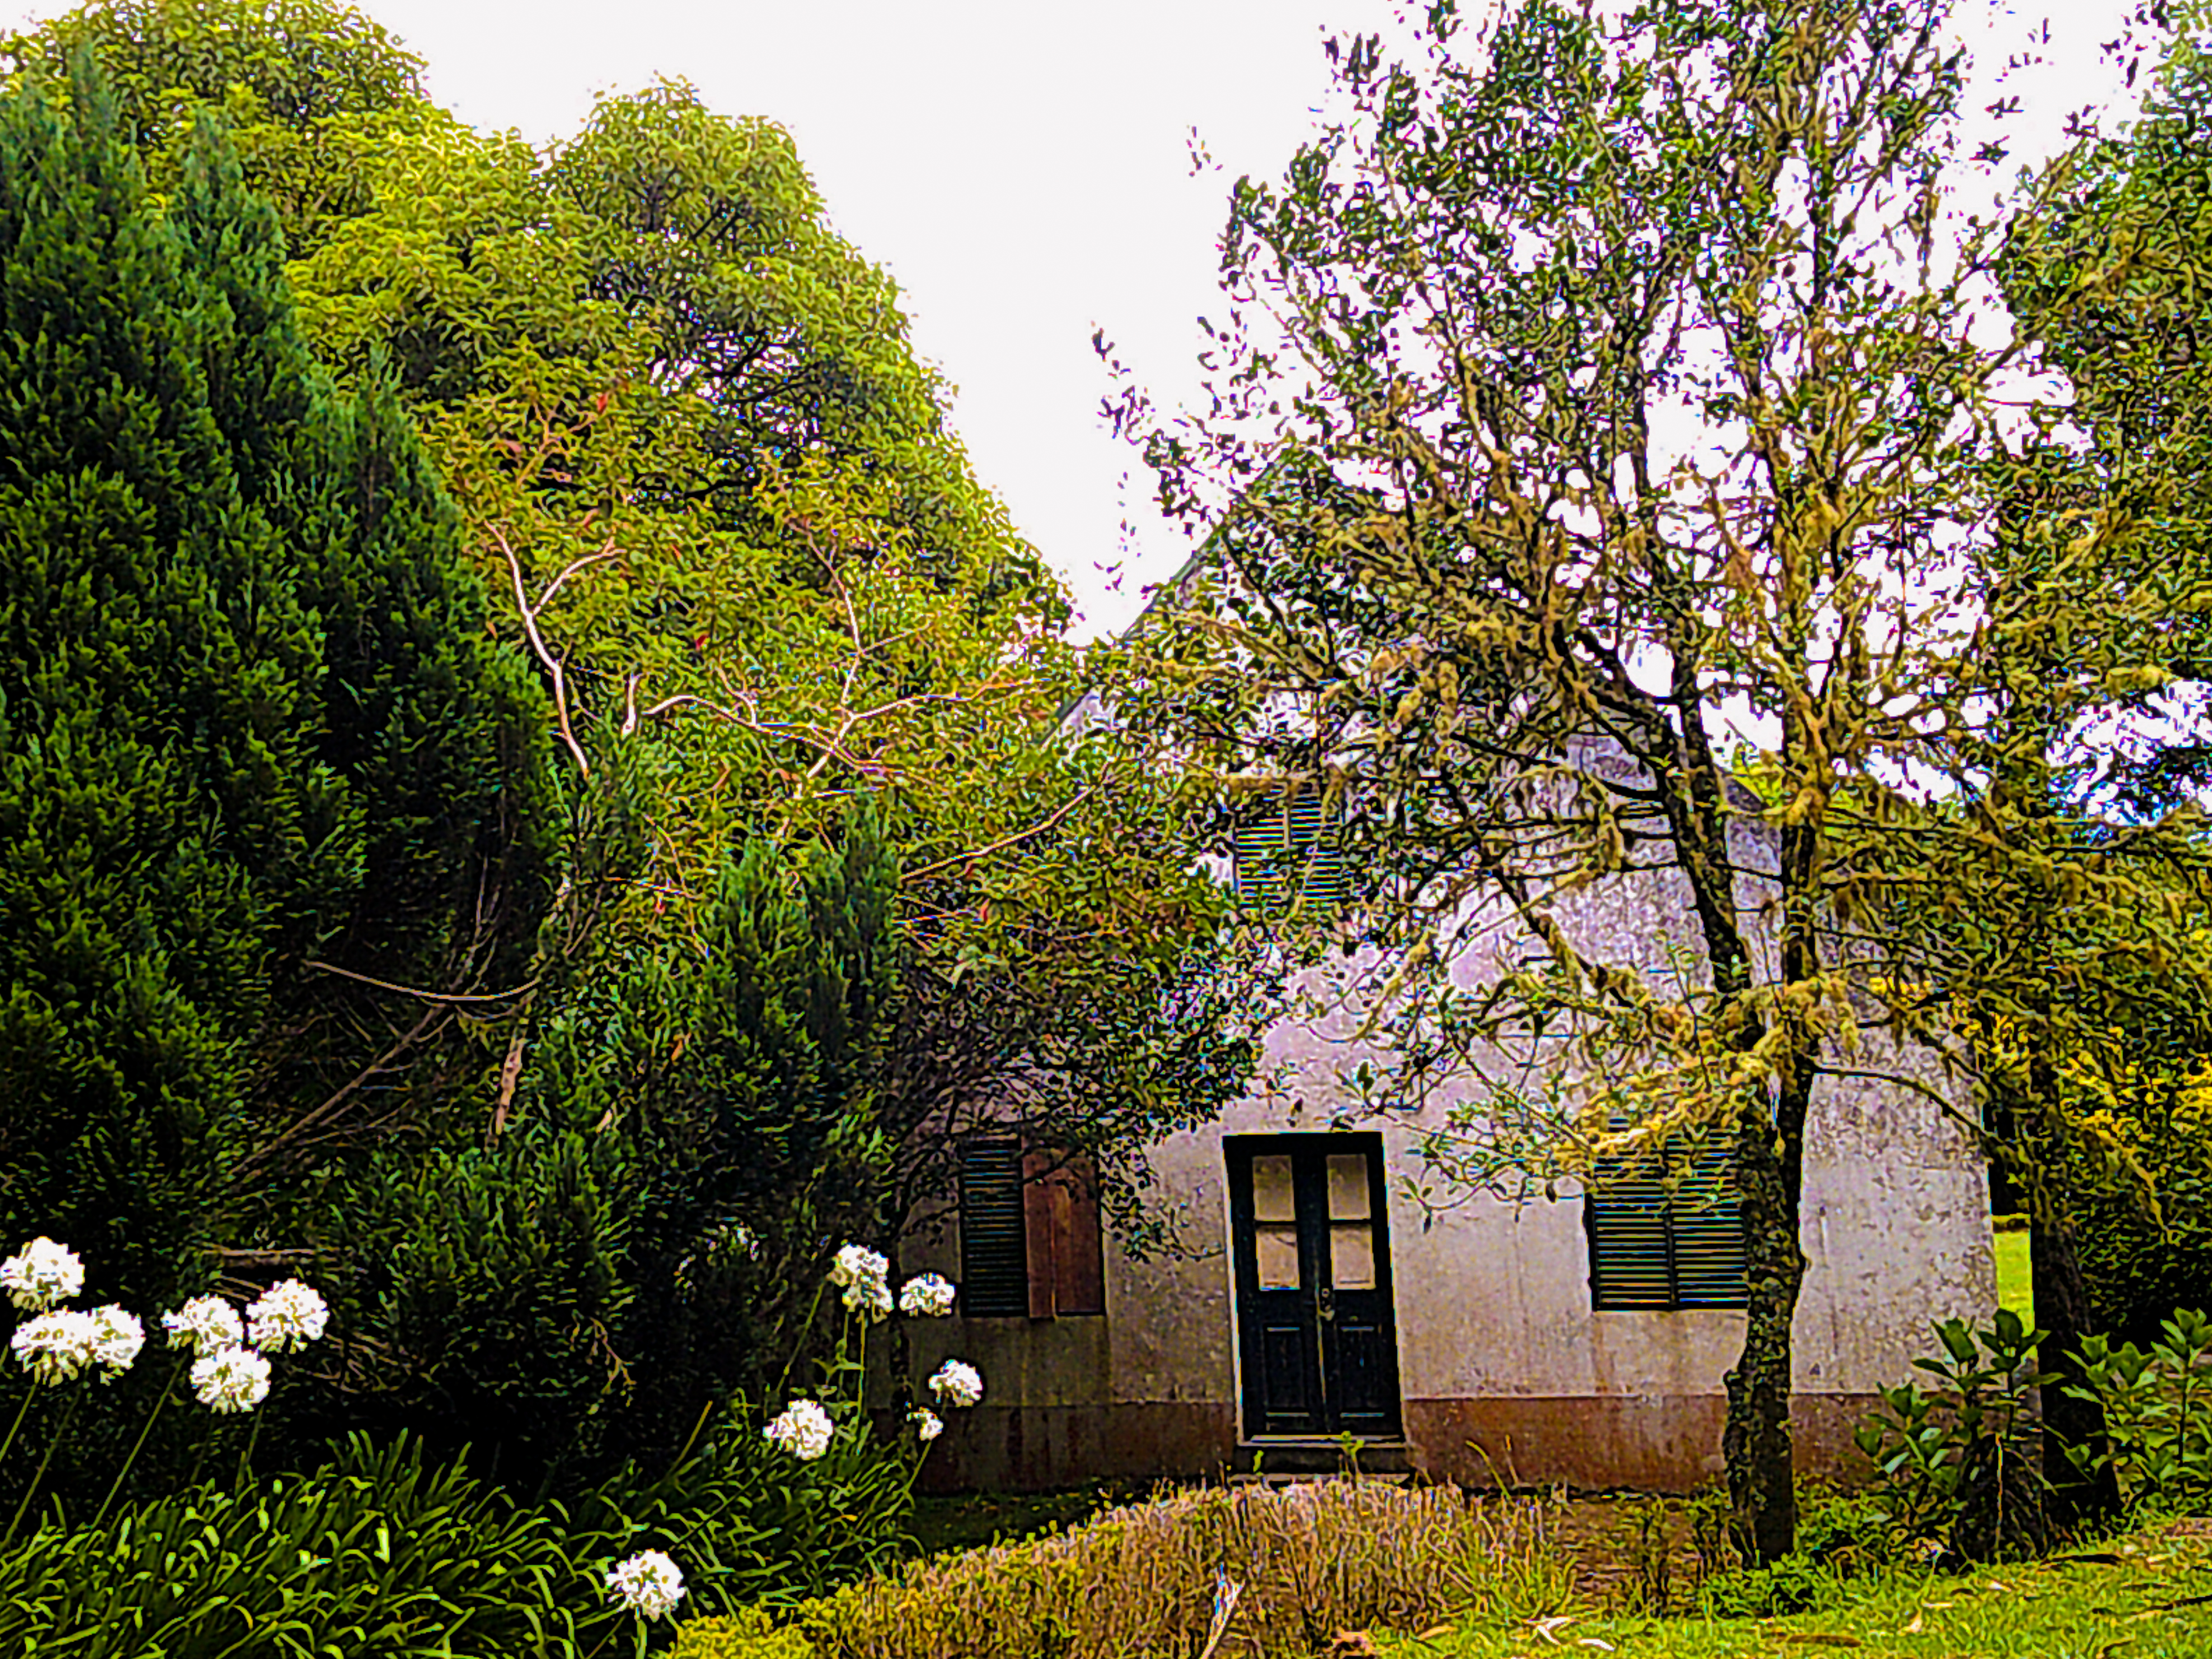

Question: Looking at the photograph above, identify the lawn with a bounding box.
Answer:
[1993,1220,2034,1327]
[1376,1523,2212,1659]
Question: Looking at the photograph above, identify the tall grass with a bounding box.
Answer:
[753,1479,1574,1659]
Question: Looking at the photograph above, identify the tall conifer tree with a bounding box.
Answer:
[0,59,551,1327]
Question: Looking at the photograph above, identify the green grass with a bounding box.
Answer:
[1994,1221,2034,1327]
[1376,1528,2212,1659]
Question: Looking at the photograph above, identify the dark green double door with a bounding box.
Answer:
[1226,1134,1402,1439]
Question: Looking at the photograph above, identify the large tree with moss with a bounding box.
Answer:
[1097,0,2212,1559]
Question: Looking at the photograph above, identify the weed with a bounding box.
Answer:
[688,1479,1575,1659]
[1616,1495,1673,1615]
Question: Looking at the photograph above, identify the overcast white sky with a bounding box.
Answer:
[9,0,2150,639]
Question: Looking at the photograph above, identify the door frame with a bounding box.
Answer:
[1224,1131,1404,1440]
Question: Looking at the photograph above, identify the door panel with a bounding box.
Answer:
[1227,1134,1403,1439]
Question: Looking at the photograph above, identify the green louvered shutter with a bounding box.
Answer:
[1587,1174,1678,1309]
[1586,1138,1748,1311]
[1235,791,1348,919]
[1668,1143,1749,1308]
[958,1142,1030,1317]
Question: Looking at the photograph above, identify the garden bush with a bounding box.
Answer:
[1857,1306,2212,1559]
[1622,1481,1902,1619]
[670,1605,816,1659]
[0,1434,640,1658]
[677,1478,1574,1659]
[2063,1306,2212,1511]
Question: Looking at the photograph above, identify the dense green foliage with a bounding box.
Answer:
[2,0,1257,1512]
[0,1435,631,1657]
[0,44,553,1504]
[1856,1307,2212,1566]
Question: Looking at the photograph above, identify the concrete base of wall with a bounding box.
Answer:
[1404,1393,1879,1491]
[919,1394,1884,1494]
[919,1401,1240,1493]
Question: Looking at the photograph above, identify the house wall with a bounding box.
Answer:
[903,834,1996,1493]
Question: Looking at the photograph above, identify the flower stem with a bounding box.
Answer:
[663,1397,715,1487]
[2,1389,81,1548]
[775,1276,832,1404]
[235,1405,264,1488]
[91,1358,179,1531]
[0,1386,38,1475]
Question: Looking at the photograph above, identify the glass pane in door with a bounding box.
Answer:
[1331,1223,1377,1289]
[1256,1227,1301,1288]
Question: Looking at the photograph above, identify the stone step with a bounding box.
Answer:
[1232,1438,1416,1480]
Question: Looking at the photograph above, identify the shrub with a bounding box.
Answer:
[671,1606,815,1659]
[1695,1552,1855,1619]
[1853,1308,2056,1561]
[0,1434,642,1658]
[699,1479,1571,1659]
[575,1395,919,1617]
[571,1244,975,1617]
[2063,1306,2212,1512]
[1859,1305,2212,1554]
[1674,1482,1901,1618]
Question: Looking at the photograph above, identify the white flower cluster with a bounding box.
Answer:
[161,1295,244,1358]
[245,1280,329,1353]
[908,1405,943,1443]
[87,1304,144,1382]
[3,1241,133,1387]
[763,1397,835,1462]
[150,1280,327,1411]
[605,1549,686,1622]
[897,1273,956,1318]
[928,1359,984,1409]
[2,1237,83,1312]
[11,1310,97,1386]
[830,1243,893,1322]
[190,1344,272,1414]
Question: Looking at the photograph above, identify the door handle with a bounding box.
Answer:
[1317,1284,1336,1322]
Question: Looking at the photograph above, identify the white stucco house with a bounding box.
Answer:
[900,788,1996,1494]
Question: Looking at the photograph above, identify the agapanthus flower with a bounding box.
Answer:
[605,1549,686,1621]
[829,1243,887,1289]
[10,1309,98,1385]
[830,1243,894,1322]
[763,1397,835,1461]
[244,1279,328,1354]
[1,1237,83,1312]
[928,1358,984,1408]
[844,1275,894,1321]
[898,1273,956,1318]
[908,1405,944,1443]
[189,1345,271,1414]
[162,1295,244,1358]
[85,1304,144,1382]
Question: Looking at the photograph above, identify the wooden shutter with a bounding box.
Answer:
[958,1142,1028,1317]
[1022,1150,1107,1318]
[1668,1145,1749,1308]
[1586,1138,1748,1311]
[1234,790,1348,919]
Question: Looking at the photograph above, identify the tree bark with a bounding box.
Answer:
[1724,1094,1809,1565]
[2029,1194,2123,1527]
